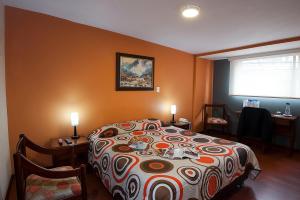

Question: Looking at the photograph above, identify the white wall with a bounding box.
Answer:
[0,0,11,199]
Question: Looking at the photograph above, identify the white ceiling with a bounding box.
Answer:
[4,0,300,54]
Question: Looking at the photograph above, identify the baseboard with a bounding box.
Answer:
[271,143,300,152]
[5,174,14,200]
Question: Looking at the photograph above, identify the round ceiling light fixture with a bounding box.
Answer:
[181,5,200,18]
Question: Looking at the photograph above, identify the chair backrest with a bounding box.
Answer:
[204,104,226,119]
[237,107,273,142]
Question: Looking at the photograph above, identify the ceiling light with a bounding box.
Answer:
[181,5,200,18]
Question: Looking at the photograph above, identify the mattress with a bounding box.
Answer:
[88,123,260,200]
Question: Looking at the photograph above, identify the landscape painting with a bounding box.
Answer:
[116,53,154,91]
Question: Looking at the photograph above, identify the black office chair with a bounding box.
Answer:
[237,107,273,152]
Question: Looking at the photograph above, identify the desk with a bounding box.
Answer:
[236,111,298,154]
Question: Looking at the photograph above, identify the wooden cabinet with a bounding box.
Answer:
[172,122,192,130]
[49,137,89,167]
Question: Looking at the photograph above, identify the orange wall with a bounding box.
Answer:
[5,7,212,160]
[192,58,214,132]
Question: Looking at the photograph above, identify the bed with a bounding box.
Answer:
[88,119,260,200]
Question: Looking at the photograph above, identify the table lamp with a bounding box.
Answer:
[71,112,80,139]
[170,105,176,124]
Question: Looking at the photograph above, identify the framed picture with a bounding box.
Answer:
[116,52,154,91]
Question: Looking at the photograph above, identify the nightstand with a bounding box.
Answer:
[169,121,192,130]
[49,136,89,167]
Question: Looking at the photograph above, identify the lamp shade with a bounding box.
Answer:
[70,112,79,126]
[170,105,177,114]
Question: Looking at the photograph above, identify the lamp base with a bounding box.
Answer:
[171,114,176,125]
[72,126,79,139]
[71,135,80,139]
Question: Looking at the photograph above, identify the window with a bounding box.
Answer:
[229,52,300,98]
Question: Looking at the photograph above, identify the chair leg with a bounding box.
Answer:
[226,125,230,136]
[262,143,267,154]
[80,165,87,200]
[14,154,24,200]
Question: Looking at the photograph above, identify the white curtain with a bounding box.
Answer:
[229,52,300,98]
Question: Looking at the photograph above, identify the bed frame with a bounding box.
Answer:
[91,162,256,200]
[212,163,255,200]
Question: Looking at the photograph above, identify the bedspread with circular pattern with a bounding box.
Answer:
[88,126,260,200]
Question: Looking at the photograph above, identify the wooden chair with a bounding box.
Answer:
[13,134,87,200]
[203,104,229,134]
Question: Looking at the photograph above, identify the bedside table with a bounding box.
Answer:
[49,136,89,167]
[173,122,191,130]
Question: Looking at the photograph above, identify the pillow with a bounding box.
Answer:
[88,118,162,140]
[136,119,162,130]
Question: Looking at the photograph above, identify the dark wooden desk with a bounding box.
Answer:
[272,114,298,155]
[236,111,298,154]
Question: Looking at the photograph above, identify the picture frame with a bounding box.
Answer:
[116,52,154,91]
